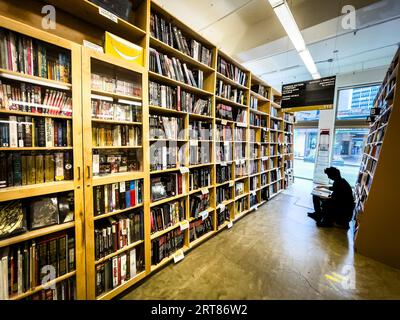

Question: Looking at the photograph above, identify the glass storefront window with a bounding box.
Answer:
[332,128,369,186]
[296,110,320,122]
[337,85,380,120]
[294,128,319,180]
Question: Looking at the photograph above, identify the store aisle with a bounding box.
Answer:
[121,180,400,300]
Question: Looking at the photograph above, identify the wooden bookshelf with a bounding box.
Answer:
[354,48,400,269]
[0,15,85,300]
[0,0,295,300]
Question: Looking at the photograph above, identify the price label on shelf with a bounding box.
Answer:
[179,167,189,174]
[200,211,209,221]
[229,181,234,187]
[220,162,227,167]
[98,7,118,23]
[180,220,189,231]
[262,156,268,161]
[237,122,247,128]
[224,141,230,146]
[173,249,185,263]
[251,191,257,196]
[241,159,246,165]
[227,221,234,229]
[190,140,198,146]
[263,128,268,132]
[251,205,258,211]
[218,204,226,212]
[201,188,209,195]
[221,120,228,126]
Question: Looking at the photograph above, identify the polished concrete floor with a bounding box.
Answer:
[121,179,400,300]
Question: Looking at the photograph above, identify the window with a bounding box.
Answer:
[295,110,320,122]
[332,128,369,186]
[336,84,380,120]
[294,128,319,180]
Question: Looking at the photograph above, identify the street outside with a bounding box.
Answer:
[294,158,359,186]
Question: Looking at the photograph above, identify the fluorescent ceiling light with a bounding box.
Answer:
[299,49,318,75]
[269,0,305,52]
[268,0,321,79]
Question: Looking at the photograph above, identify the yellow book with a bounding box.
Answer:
[26,155,36,185]
[35,155,44,184]
[44,154,55,182]
[104,32,144,67]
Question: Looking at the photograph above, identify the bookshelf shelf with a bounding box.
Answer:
[216,95,248,109]
[93,203,145,221]
[96,271,147,301]
[149,71,213,96]
[149,105,188,116]
[189,185,214,195]
[189,163,214,169]
[91,89,142,102]
[0,181,75,202]
[250,91,270,102]
[189,230,215,248]
[0,147,73,151]
[0,68,72,90]
[91,119,143,126]
[10,271,77,301]
[92,172,145,186]
[0,221,75,248]
[0,109,73,119]
[151,222,184,240]
[91,146,143,150]
[235,193,249,201]
[250,108,268,116]
[150,193,188,208]
[217,72,249,90]
[150,36,214,72]
[95,240,145,265]
[150,167,186,175]
[188,113,213,120]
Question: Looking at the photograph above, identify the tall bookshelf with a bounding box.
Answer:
[0,15,85,300]
[0,0,296,299]
[354,48,400,269]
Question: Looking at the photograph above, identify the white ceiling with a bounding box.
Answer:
[153,0,400,90]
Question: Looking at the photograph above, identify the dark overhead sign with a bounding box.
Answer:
[281,76,336,112]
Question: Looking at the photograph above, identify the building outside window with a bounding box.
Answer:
[294,128,319,180]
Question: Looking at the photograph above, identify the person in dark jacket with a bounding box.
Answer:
[308,167,355,229]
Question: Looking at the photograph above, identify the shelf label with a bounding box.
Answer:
[237,122,247,128]
[224,141,230,146]
[241,159,246,165]
[190,140,198,146]
[229,181,234,187]
[227,221,234,229]
[98,7,118,23]
[262,156,268,161]
[83,40,104,53]
[173,249,185,263]
[263,128,268,132]
[251,191,257,196]
[219,162,227,167]
[200,211,209,221]
[251,205,258,211]
[218,204,226,212]
[201,188,209,195]
[180,220,189,231]
[179,167,189,174]
[221,120,228,126]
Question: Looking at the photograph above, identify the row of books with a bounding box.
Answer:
[91,99,141,123]
[93,180,143,217]
[216,165,232,184]
[189,121,212,140]
[216,124,232,141]
[189,216,213,242]
[217,206,231,227]
[250,113,266,127]
[0,80,72,116]
[190,193,210,218]
[149,115,184,140]
[91,72,141,98]
[95,246,144,297]
[216,185,232,204]
[249,160,259,175]
[150,200,185,234]
[234,143,246,159]
[0,152,73,188]
[251,84,269,99]
[270,107,280,118]
[0,28,71,83]
[189,144,211,166]
[217,57,247,86]
[234,127,246,142]
[0,116,72,148]
[189,168,211,191]
[236,197,248,214]
[250,194,258,208]
[250,176,259,191]
[250,96,259,110]
[0,231,75,300]
[25,278,76,300]
[216,80,247,105]
[149,48,204,89]
[151,229,184,265]
[0,192,74,240]
[94,210,144,260]
[270,119,281,130]
[150,173,185,202]
[93,150,141,176]
[216,143,232,163]
[92,125,141,147]
[216,104,233,121]
[235,182,245,196]
[150,144,185,171]
[284,113,295,123]
[150,12,213,67]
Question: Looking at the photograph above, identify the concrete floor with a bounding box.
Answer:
[121,179,400,300]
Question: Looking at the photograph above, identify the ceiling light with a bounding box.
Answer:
[269,0,306,52]
[299,49,318,75]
